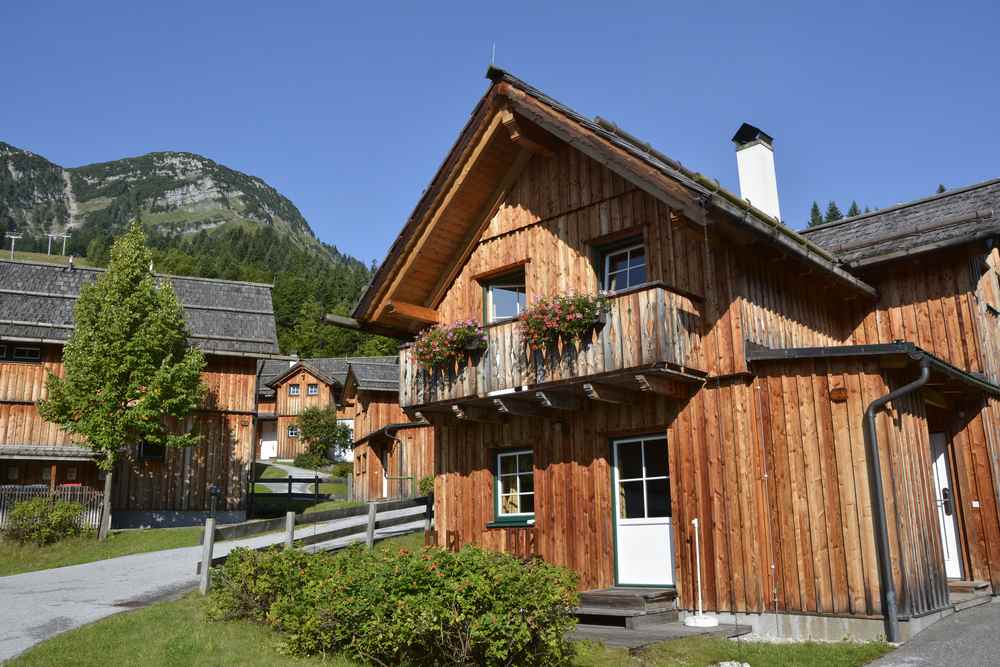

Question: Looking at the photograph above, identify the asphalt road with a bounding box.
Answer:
[871,599,1000,666]
[0,505,424,661]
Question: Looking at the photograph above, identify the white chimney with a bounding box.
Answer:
[732,123,781,221]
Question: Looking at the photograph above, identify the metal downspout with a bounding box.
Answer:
[863,358,931,643]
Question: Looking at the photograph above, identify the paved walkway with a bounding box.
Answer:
[0,505,424,661]
[871,598,1000,666]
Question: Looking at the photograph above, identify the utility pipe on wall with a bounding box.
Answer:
[863,359,930,643]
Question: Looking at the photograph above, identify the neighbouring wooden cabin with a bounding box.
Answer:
[346,357,434,501]
[260,357,381,461]
[345,67,1000,640]
[0,259,283,526]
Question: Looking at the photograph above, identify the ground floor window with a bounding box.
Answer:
[494,449,534,524]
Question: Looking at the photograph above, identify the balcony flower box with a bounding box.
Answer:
[412,319,488,370]
[518,292,610,351]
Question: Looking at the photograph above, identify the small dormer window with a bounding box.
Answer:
[307,384,319,396]
[603,243,646,292]
[288,384,301,396]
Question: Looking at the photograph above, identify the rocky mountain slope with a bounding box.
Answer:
[0,141,317,250]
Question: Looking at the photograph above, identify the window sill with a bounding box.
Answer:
[486,518,535,529]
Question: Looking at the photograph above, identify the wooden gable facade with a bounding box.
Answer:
[349,69,1000,639]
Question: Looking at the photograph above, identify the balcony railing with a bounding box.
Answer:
[399,283,703,408]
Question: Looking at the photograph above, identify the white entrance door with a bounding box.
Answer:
[931,433,963,579]
[612,435,673,586]
[260,422,277,460]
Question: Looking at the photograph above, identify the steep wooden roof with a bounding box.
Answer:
[353,68,876,335]
[0,259,281,357]
[802,179,1000,267]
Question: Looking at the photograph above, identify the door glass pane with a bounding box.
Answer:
[520,494,534,514]
[619,480,645,518]
[646,479,671,517]
[617,443,643,480]
[643,439,668,478]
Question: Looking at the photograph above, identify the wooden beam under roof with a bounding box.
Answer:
[536,391,582,411]
[635,373,687,398]
[500,109,557,157]
[384,300,439,325]
[452,404,504,423]
[582,382,638,404]
[494,397,552,418]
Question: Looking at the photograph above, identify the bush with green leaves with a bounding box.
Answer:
[209,543,579,666]
[291,452,326,470]
[3,497,87,545]
[417,475,435,496]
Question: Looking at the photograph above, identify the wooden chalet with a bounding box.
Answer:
[0,259,284,526]
[346,67,1000,640]
[345,357,434,501]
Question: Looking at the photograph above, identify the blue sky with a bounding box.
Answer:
[2,1,996,264]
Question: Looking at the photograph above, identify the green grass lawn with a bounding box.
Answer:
[573,637,892,666]
[302,498,364,515]
[0,527,202,577]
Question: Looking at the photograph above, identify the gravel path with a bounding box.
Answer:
[869,598,1000,666]
[0,505,424,661]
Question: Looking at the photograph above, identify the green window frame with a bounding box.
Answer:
[491,449,535,526]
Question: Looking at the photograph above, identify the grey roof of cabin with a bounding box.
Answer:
[347,356,400,392]
[257,358,296,397]
[0,260,280,356]
[263,356,398,393]
[801,179,1000,267]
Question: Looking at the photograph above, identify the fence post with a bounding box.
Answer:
[346,474,353,501]
[314,475,320,501]
[424,494,433,534]
[199,517,216,595]
[287,475,293,498]
[366,501,377,549]
[284,511,296,549]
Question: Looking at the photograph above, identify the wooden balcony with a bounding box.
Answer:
[399,283,704,409]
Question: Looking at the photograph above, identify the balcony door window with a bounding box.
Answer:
[603,243,646,292]
[485,271,526,323]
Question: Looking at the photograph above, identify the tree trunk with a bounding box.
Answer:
[98,469,113,541]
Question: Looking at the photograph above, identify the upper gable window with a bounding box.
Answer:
[485,271,526,323]
[307,383,319,396]
[288,384,301,396]
[603,243,646,292]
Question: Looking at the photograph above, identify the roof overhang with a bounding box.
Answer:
[352,419,430,447]
[266,361,339,389]
[352,69,877,337]
[746,341,1000,397]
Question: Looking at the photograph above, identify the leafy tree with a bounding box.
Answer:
[937,184,947,194]
[39,223,206,539]
[809,201,824,227]
[847,201,861,217]
[298,406,352,461]
[824,201,844,223]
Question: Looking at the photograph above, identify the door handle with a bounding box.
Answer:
[942,487,953,516]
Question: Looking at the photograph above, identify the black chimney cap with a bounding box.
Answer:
[732,123,773,147]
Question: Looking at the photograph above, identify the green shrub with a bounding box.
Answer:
[292,452,326,470]
[210,544,579,666]
[329,461,352,478]
[3,497,87,545]
[417,475,435,496]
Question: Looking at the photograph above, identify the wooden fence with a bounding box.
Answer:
[0,484,104,530]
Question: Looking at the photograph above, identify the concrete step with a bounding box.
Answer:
[951,591,993,613]
[578,587,677,612]
[948,579,989,593]
[569,622,751,650]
